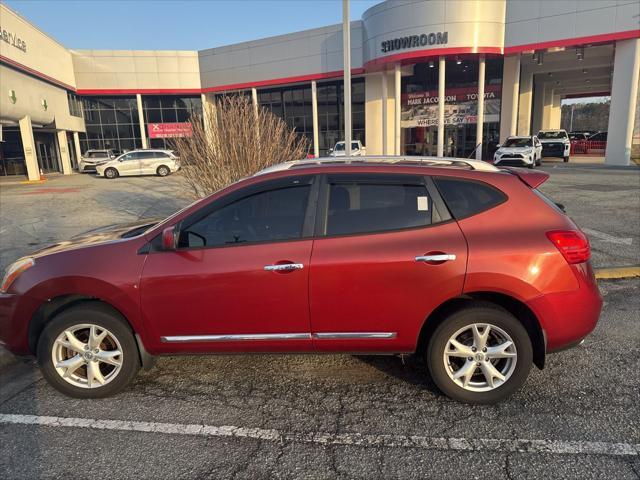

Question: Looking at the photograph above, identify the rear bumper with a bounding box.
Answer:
[529,263,602,352]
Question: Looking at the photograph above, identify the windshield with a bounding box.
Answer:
[538,131,567,139]
[334,142,359,151]
[86,151,109,158]
[503,138,532,148]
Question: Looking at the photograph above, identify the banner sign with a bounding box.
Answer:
[148,122,193,139]
[401,84,502,128]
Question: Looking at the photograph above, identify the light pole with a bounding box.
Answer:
[343,0,352,156]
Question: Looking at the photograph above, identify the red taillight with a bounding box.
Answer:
[546,230,591,264]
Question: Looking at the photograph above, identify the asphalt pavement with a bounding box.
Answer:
[0,163,639,479]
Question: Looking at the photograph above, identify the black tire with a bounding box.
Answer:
[37,302,140,398]
[156,165,170,177]
[536,157,541,166]
[563,156,569,163]
[427,302,532,404]
[105,167,118,179]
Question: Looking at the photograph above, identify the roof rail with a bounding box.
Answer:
[255,155,500,176]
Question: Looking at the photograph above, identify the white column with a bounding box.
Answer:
[476,55,486,160]
[251,87,259,117]
[437,56,446,157]
[343,0,352,156]
[550,93,562,130]
[56,131,72,175]
[541,86,554,130]
[517,70,533,136]
[136,94,148,149]
[394,63,401,155]
[381,71,388,155]
[19,116,39,181]
[500,55,520,142]
[532,81,545,134]
[605,38,640,166]
[311,81,320,158]
[73,131,82,164]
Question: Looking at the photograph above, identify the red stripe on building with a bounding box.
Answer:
[504,29,640,54]
[0,55,76,91]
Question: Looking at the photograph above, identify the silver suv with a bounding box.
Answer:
[95,149,180,179]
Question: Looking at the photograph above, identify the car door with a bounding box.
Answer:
[117,152,141,176]
[308,173,468,353]
[139,175,318,354]
[138,151,158,174]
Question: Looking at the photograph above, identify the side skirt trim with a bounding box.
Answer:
[160,332,398,343]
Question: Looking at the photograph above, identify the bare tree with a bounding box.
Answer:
[171,96,309,198]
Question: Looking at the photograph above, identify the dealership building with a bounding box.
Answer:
[1,0,639,180]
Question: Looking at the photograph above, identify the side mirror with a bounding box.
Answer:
[162,226,177,251]
[328,148,333,153]
[496,144,502,148]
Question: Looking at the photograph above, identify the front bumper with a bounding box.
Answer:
[541,143,570,158]
[494,154,534,167]
[0,292,34,355]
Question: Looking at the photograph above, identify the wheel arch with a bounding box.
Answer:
[28,295,154,369]
[416,292,546,369]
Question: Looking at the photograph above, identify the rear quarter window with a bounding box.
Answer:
[434,177,507,219]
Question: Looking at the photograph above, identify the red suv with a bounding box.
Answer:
[0,158,602,403]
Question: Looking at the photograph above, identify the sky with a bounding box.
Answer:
[4,0,380,50]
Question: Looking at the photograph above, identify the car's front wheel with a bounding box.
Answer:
[104,167,118,179]
[427,302,532,404]
[37,303,140,398]
[563,156,570,163]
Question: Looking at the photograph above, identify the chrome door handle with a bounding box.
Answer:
[415,254,456,262]
[264,263,304,271]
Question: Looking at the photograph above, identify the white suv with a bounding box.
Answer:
[96,149,180,179]
[493,136,542,169]
[329,140,366,157]
[537,130,571,162]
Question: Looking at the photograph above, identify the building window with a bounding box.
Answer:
[142,96,203,149]
[401,57,503,159]
[67,92,83,118]
[79,96,142,155]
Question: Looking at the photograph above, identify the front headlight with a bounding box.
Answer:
[1,258,35,293]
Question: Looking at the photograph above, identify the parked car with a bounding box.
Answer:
[537,130,571,162]
[95,149,180,179]
[493,135,542,168]
[588,131,608,142]
[568,132,589,141]
[0,157,601,404]
[329,140,366,157]
[79,149,117,173]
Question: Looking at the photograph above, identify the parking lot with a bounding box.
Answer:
[1,163,639,479]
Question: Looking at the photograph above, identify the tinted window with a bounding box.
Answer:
[121,153,138,161]
[503,138,532,148]
[434,178,506,219]
[179,186,310,248]
[325,181,432,236]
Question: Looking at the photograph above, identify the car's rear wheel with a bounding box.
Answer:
[427,302,532,404]
[156,165,170,177]
[104,167,118,179]
[37,303,140,398]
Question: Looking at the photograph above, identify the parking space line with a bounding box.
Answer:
[1,414,638,456]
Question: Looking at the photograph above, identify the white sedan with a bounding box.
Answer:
[96,149,180,179]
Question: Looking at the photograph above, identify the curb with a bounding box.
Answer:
[595,266,640,280]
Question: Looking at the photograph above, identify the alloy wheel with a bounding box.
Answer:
[442,323,517,392]
[51,323,124,389]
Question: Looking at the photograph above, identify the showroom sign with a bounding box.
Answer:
[148,122,193,139]
[381,31,448,53]
[0,26,27,53]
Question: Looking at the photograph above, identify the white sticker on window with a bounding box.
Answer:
[417,196,429,211]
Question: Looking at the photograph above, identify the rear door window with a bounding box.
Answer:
[434,177,507,219]
[324,176,432,236]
